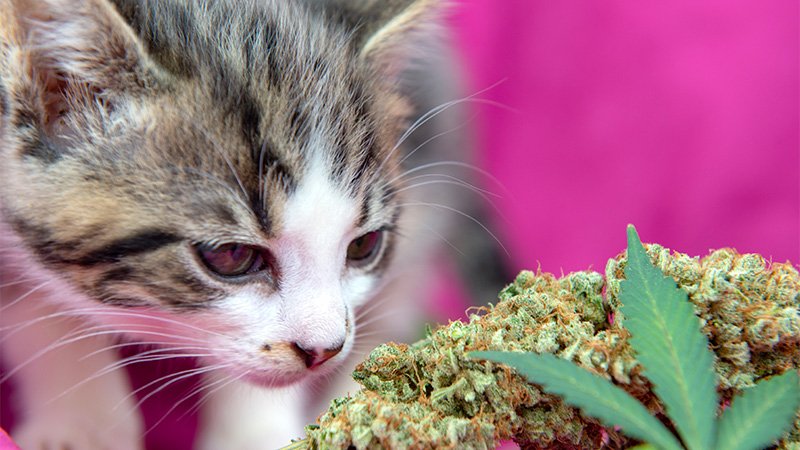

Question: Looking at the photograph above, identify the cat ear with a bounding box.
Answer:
[2,0,161,131]
[307,0,446,78]
[357,0,445,75]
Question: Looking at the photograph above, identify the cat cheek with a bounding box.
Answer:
[343,274,380,309]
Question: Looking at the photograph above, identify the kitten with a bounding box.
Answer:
[0,0,481,448]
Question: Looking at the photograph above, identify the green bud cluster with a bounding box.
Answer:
[288,246,799,449]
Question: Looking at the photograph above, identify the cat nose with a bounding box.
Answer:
[291,342,343,369]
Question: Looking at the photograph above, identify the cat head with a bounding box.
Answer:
[0,0,444,386]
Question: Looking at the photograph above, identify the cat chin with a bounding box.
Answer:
[231,357,344,388]
[241,372,307,388]
[238,368,338,389]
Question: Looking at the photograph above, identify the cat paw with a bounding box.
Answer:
[13,413,143,450]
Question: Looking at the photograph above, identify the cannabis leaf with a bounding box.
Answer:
[470,225,800,450]
[715,370,800,450]
[471,351,683,450]
[620,225,717,450]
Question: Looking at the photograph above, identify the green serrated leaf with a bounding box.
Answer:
[620,225,718,450]
[715,371,800,450]
[470,351,684,450]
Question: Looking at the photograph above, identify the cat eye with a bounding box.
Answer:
[195,243,272,278]
[346,230,384,267]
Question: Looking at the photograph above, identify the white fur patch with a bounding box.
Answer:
[273,155,359,351]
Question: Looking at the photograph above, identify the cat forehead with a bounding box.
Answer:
[224,130,394,242]
[123,0,406,199]
[123,0,373,100]
[280,157,358,245]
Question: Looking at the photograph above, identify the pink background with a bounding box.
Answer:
[451,0,799,278]
[2,1,797,449]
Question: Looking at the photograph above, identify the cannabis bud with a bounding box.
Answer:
[287,237,799,449]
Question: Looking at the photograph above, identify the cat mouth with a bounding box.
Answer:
[238,365,328,388]
[241,371,304,388]
[230,350,346,388]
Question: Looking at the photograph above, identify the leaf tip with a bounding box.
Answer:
[625,225,648,264]
[626,224,641,248]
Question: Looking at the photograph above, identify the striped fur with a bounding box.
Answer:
[0,0,471,446]
[0,0,432,310]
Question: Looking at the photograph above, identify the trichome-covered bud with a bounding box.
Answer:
[288,245,799,449]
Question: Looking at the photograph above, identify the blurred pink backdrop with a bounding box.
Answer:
[450,0,799,279]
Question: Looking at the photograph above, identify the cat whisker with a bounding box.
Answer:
[394,111,479,169]
[0,325,111,383]
[355,308,410,336]
[0,277,44,289]
[380,79,511,171]
[354,298,390,323]
[394,176,510,226]
[80,340,209,361]
[395,173,499,196]
[0,307,106,333]
[353,331,401,343]
[1,315,213,344]
[80,309,231,338]
[396,201,509,256]
[144,366,243,437]
[1,306,230,339]
[0,308,93,334]
[379,101,457,171]
[394,92,478,153]
[181,369,246,421]
[0,325,214,383]
[48,347,215,406]
[418,223,467,257]
[114,351,212,366]
[81,342,211,363]
[350,343,385,355]
[356,306,401,331]
[0,279,54,312]
[305,373,330,398]
[396,179,500,206]
[94,364,227,436]
[122,363,227,414]
[354,303,404,330]
[106,364,233,438]
[353,331,390,343]
[354,292,401,323]
[354,310,411,338]
[72,327,210,345]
